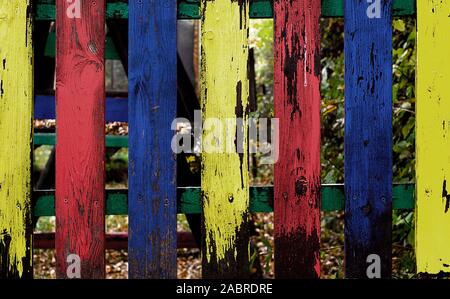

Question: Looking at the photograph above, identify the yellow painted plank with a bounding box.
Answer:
[200,0,250,277]
[0,0,33,278]
[416,0,450,274]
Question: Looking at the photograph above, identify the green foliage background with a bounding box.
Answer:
[251,17,416,277]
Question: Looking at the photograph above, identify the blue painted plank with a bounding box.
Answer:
[34,95,56,120]
[35,95,128,122]
[105,97,128,122]
[344,0,393,278]
[128,0,177,278]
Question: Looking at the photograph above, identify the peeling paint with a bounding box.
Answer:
[0,0,33,279]
[200,0,250,277]
[343,0,393,278]
[416,0,450,275]
[273,0,321,279]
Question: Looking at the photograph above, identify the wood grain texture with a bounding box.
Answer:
[200,0,250,278]
[35,95,128,122]
[55,0,106,279]
[34,232,198,250]
[35,133,127,148]
[0,0,33,279]
[35,0,417,20]
[44,31,120,59]
[128,0,177,279]
[344,0,393,278]
[273,0,321,279]
[416,0,450,275]
[32,183,416,217]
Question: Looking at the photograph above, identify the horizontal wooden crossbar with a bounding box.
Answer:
[33,132,415,215]
[35,96,128,122]
[35,0,415,20]
[33,184,414,217]
[33,232,197,249]
[43,32,121,60]
[34,133,128,148]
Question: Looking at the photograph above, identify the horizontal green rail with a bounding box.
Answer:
[35,133,128,148]
[33,134,415,214]
[35,0,415,20]
[34,184,414,216]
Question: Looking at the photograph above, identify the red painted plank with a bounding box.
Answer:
[55,0,106,279]
[273,0,321,278]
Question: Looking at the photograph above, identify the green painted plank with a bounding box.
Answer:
[250,186,273,213]
[178,0,199,19]
[33,184,415,217]
[105,1,128,19]
[321,0,344,17]
[34,193,54,217]
[179,188,201,214]
[33,132,417,212]
[34,133,56,146]
[249,0,273,18]
[321,184,345,211]
[392,0,416,16]
[33,134,415,213]
[34,133,128,148]
[392,182,414,210]
[34,190,128,216]
[35,0,415,20]
[105,191,128,215]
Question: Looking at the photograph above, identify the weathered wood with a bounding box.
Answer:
[34,133,128,148]
[344,0,393,278]
[200,0,250,278]
[416,0,450,275]
[322,0,415,17]
[35,95,128,122]
[32,184,416,217]
[34,232,198,250]
[273,0,321,279]
[44,31,120,60]
[0,0,33,279]
[55,0,106,279]
[128,0,177,279]
[35,0,416,20]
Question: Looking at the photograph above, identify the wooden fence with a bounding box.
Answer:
[0,0,449,279]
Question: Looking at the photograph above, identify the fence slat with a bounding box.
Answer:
[0,0,33,279]
[416,1,450,275]
[128,0,177,278]
[344,0,393,278]
[200,0,250,278]
[273,0,321,278]
[55,0,106,279]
